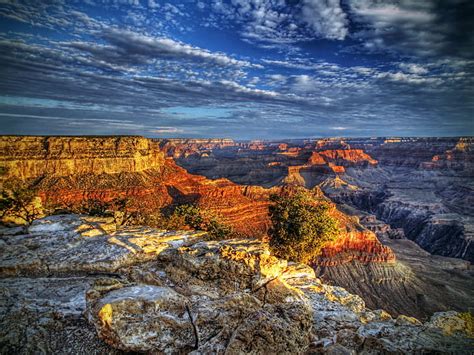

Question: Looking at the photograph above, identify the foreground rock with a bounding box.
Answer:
[1,215,473,354]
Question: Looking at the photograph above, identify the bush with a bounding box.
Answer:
[0,182,43,225]
[268,189,340,264]
[78,199,112,217]
[173,204,233,240]
[75,197,143,227]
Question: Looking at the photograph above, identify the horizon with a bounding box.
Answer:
[0,1,473,138]
[1,134,473,141]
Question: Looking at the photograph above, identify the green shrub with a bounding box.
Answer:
[268,189,340,264]
[173,204,233,240]
[78,199,112,217]
[0,182,43,225]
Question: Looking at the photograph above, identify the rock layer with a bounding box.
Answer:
[0,136,394,264]
[0,136,165,179]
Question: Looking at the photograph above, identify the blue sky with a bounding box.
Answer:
[0,0,473,139]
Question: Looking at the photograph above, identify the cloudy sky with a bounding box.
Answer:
[0,0,473,139]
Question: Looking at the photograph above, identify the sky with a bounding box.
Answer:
[0,0,473,139]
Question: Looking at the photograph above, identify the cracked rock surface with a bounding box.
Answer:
[1,215,473,354]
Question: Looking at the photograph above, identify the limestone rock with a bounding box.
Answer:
[1,215,473,354]
[87,283,196,353]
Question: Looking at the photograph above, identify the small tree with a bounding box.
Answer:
[268,189,340,264]
[0,182,43,225]
[173,204,233,240]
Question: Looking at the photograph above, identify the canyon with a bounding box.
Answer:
[0,135,473,353]
[160,136,474,317]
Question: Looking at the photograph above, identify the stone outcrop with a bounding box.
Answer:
[1,215,472,354]
[0,136,394,262]
[315,149,378,167]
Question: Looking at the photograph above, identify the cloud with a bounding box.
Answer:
[301,0,348,40]
[0,0,472,139]
[349,0,474,59]
[399,63,428,75]
[151,127,184,134]
[211,0,349,45]
[96,28,258,68]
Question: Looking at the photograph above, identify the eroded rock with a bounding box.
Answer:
[1,215,473,354]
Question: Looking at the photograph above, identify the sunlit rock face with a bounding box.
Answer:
[0,136,272,236]
[153,136,474,319]
[0,136,392,262]
[0,136,165,179]
[1,215,472,354]
[158,136,474,263]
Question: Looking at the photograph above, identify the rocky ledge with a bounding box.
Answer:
[1,215,473,354]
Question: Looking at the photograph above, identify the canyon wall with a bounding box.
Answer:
[3,135,473,319]
[0,136,165,179]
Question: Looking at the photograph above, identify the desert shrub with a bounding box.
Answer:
[78,199,112,217]
[268,188,340,264]
[0,181,43,225]
[174,204,204,230]
[76,197,143,227]
[172,204,233,240]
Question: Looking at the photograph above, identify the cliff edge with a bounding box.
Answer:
[0,215,472,354]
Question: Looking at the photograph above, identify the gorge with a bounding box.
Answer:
[0,135,473,353]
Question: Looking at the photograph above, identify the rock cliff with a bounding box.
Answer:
[1,215,472,354]
[152,136,474,319]
[0,136,393,264]
[0,136,271,236]
[0,136,165,179]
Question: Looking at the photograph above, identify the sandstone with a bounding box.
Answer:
[2,135,473,327]
[0,136,165,179]
[395,314,422,326]
[426,311,472,336]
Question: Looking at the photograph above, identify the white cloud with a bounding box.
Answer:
[152,127,184,134]
[301,0,348,40]
[211,0,349,45]
[399,63,429,75]
[99,28,259,68]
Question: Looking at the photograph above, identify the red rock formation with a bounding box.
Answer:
[317,149,378,166]
[159,138,235,159]
[420,138,473,172]
[330,165,346,174]
[317,230,396,266]
[277,143,288,151]
[308,152,326,165]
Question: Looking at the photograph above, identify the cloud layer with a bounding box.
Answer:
[0,0,472,138]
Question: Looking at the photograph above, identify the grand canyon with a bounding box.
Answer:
[0,135,473,353]
[1,0,473,353]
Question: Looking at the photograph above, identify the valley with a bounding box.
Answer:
[1,135,473,320]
